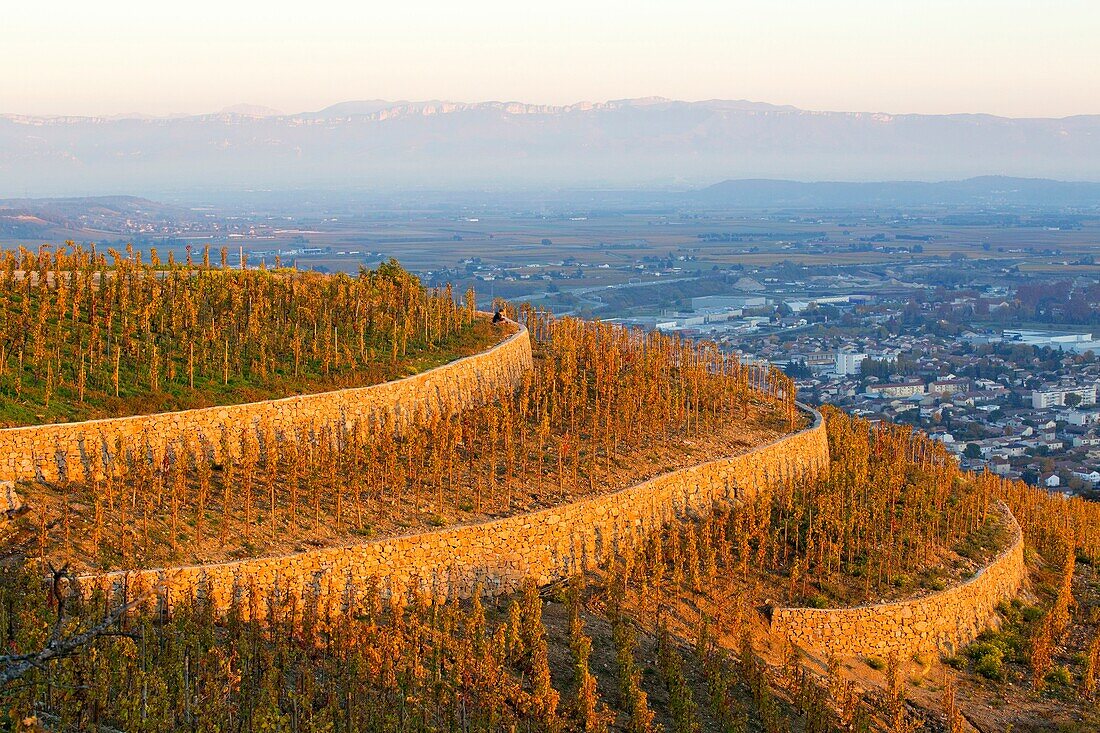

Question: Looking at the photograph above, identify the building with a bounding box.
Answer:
[1032,385,1097,409]
[865,381,926,399]
[1065,409,1100,427]
[787,352,838,373]
[834,352,867,376]
[691,295,766,310]
[655,310,741,332]
[1071,469,1100,486]
[929,378,971,395]
[1003,328,1100,355]
[1003,329,1094,349]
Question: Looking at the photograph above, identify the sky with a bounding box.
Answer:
[4,0,1099,118]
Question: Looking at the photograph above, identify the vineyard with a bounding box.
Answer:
[0,246,496,425]
[3,409,1099,731]
[2,254,1100,731]
[732,406,1010,607]
[7,304,796,572]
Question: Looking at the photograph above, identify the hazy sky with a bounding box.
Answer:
[4,0,1098,118]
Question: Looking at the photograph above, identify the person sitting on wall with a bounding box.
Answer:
[493,309,505,324]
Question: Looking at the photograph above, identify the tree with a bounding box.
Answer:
[783,360,811,378]
[1065,392,1083,408]
[964,443,982,459]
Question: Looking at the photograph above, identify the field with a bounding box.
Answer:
[7,200,1100,322]
[7,395,789,572]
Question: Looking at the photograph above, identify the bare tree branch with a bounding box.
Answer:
[0,594,145,688]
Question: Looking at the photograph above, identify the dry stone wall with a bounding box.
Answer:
[770,501,1026,659]
[80,407,831,616]
[0,321,531,485]
[65,397,1024,656]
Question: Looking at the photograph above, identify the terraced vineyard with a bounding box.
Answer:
[1,253,1100,732]
[0,248,495,426]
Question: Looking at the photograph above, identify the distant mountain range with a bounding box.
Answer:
[2,98,1099,196]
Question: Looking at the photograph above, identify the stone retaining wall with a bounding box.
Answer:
[0,321,531,484]
[80,407,831,616]
[770,501,1026,659]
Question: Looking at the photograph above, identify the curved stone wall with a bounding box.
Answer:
[0,321,532,484]
[69,402,1025,657]
[80,407,831,615]
[770,501,1026,659]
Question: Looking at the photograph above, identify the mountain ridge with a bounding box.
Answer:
[3,97,1097,123]
[3,98,1099,196]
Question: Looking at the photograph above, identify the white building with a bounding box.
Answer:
[866,381,926,398]
[692,295,766,310]
[1003,329,1094,349]
[834,352,867,376]
[929,378,970,395]
[1001,329,1100,355]
[1065,409,1100,427]
[1032,385,1097,409]
[1071,469,1100,486]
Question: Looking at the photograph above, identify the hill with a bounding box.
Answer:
[0,195,199,239]
[2,292,796,570]
[1,263,1100,731]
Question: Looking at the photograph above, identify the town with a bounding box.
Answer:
[627,279,1100,499]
